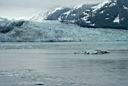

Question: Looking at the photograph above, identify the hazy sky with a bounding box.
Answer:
[0,0,105,20]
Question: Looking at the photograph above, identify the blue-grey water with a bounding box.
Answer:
[0,21,128,86]
[0,42,128,86]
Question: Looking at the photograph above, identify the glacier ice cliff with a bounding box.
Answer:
[0,19,128,42]
[0,18,27,33]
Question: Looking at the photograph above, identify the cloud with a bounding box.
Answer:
[0,0,105,19]
[0,0,104,8]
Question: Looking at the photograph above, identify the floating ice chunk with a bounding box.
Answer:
[74,50,110,55]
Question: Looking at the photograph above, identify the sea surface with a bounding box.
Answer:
[0,42,128,86]
[0,21,128,86]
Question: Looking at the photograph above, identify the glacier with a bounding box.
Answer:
[1,0,128,42]
[0,19,128,42]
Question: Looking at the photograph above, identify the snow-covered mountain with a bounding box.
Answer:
[44,4,95,23]
[76,0,128,29]
[58,4,95,23]
[44,7,71,20]
[43,0,128,29]
[30,12,46,22]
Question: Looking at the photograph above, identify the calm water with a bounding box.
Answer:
[0,19,128,86]
[0,42,128,86]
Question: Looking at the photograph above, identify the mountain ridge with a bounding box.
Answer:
[44,0,128,29]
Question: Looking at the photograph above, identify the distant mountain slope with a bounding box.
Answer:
[43,0,128,29]
[30,12,45,22]
[58,4,96,23]
[44,7,71,20]
[76,0,128,29]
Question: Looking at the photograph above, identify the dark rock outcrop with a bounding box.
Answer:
[76,0,128,29]
[59,4,95,23]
